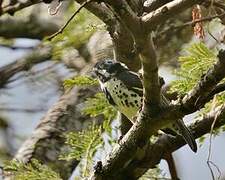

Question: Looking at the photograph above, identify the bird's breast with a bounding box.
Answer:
[101,78,142,122]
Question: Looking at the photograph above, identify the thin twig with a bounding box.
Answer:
[159,12,225,36]
[47,0,93,41]
[207,96,221,180]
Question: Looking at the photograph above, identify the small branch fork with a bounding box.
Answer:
[5,0,221,179]
[2,0,225,179]
[141,0,205,31]
[120,104,225,179]
[88,0,225,179]
[182,49,225,113]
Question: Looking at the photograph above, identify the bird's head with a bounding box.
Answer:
[93,59,128,82]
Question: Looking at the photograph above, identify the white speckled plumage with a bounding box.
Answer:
[99,78,142,123]
[93,59,197,152]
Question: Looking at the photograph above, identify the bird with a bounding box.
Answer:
[93,59,197,152]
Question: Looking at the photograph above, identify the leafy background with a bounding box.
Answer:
[1,2,225,180]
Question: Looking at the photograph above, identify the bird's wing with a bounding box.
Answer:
[117,70,143,96]
[175,119,198,152]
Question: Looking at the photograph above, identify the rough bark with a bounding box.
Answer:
[119,104,225,179]
[87,1,225,179]
[182,50,225,113]
[1,0,225,179]
[4,30,114,179]
[142,0,204,31]
[89,43,225,180]
[12,81,99,179]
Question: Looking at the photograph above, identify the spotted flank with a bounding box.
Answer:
[93,59,197,152]
[99,78,142,123]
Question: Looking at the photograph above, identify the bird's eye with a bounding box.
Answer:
[107,61,113,64]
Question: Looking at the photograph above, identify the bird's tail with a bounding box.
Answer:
[175,119,197,153]
[161,95,197,152]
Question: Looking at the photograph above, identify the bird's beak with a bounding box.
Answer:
[92,67,98,77]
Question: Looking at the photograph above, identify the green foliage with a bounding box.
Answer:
[4,159,61,180]
[59,92,116,177]
[50,72,118,178]
[60,125,103,161]
[170,43,217,95]
[47,2,103,60]
[64,75,98,89]
[82,93,117,132]
[62,76,117,177]
[170,42,225,140]
[60,125,103,177]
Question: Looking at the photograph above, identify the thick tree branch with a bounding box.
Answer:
[73,1,142,71]
[103,0,140,34]
[120,104,225,179]
[100,1,143,72]
[140,34,161,106]
[142,0,204,31]
[110,23,142,71]
[208,83,225,98]
[182,50,225,113]
[89,1,214,179]
[90,45,225,180]
[143,0,173,12]
[89,103,184,180]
